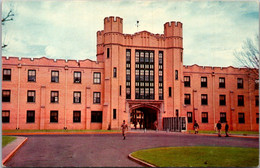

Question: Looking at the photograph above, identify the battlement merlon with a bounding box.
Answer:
[104,16,123,33]
[164,21,183,38]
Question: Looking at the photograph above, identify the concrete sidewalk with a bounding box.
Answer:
[2,136,28,165]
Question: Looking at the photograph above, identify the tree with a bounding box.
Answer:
[2,9,14,49]
[234,35,259,79]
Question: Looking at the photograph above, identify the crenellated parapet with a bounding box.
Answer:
[104,16,123,33]
[2,56,104,68]
[164,21,183,38]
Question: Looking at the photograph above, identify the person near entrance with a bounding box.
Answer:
[154,120,158,131]
[216,120,222,137]
[121,120,128,140]
[194,120,199,134]
[225,121,229,137]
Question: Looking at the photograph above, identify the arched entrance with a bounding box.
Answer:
[130,106,158,130]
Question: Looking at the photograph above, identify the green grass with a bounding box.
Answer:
[2,136,17,147]
[2,129,120,133]
[189,130,259,135]
[131,146,259,167]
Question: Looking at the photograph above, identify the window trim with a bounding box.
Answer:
[202,112,208,123]
[93,72,101,84]
[187,112,192,123]
[73,111,81,123]
[50,91,59,103]
[2,110,10,123]
[73,91,81,103]
[93,92,101,104]
[2,90,11,102]
[91,111,102,123]
[28,70,36,82]
[3,69,11,81]
[27,90,36,103]
[74,71,82,83]
[51,70,59,83]
[50,111,58,123]
[238,112,245,124]
[27,110,35,123]
[201,77,207,88]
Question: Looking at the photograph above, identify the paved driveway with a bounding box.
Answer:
[5,132,259,167]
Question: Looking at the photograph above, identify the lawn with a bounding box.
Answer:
[188,130,259,135]
[2,129,120,133]
[2,136,17,147]
[131,146,259,167]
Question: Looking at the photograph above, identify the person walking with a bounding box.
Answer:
[225,121,229,137]
[193,120,199,134]
[216,120,222,137]
[121,120,128,140]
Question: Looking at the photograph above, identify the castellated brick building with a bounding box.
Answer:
[2,16,259,131]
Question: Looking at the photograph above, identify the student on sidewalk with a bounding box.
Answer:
[121,120,128,140]
[216,120,222,137]
[194,120,199,134]
[225,121,229,137]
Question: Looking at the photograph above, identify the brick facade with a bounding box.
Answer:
[2,16,259,131]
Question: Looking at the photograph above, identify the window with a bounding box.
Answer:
[73,92,81,103]
[201,77,207,87]
[91,111,102,123]
[256,96,259,106]
[184,94,191,105]
[120,85,121,96]
[126,50,131,62]
[175,70,178,80]
[201,94,208,105]
[255,79,259,90]
[113,67,117,78]
[74,71,81,83]
[27,90,36,103]
[126,88,131,99]
[107,48,110,58]
[237,78,243,89]
[51,91,59,103]
[3,69,11,81]
[93,92,101,104]
[184,76,190,87]
[257,113,259,124]
[169,87,172,97]
[187,112,192,123]
[2,90,11,102]
[113,109,117,119]
[238,113,245,124]
[93,72,101,84]
[51,71,59,83]
[219,77,225,88]
[50,111,58,123]
[73,111,81,123]
[27,110,35,123]
[238,95,244,106]
[159,88,163,100]
[219,95,226,106]
[2,110,10,123]
[28,70,36,82]
[220,112,226,123]
[202,112,208,123]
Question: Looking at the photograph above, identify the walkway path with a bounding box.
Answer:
[4,132,259,167]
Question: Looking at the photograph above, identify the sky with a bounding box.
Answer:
[2,0,259,67]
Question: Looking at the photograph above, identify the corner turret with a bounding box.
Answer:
[164,21,182,37]
[104,16,123,33]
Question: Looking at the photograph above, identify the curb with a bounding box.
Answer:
[2,137,28,165]
[128,153,156,167]
[183,132,259,139]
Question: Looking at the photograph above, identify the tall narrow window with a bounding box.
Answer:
[51,71,59,83]
[73,111,81,123]
[202,112,208,123]
[27,90,36,102]
[113,109,117,119]
[184,76,190,87]
[219,77,225,88]
[255,79,259,90]
[3,69,11,81]
[169,87,172,97]
[2,90,11,102]
[120,85,122,96]
[51,91,59,103]
[27,110,35,123]
[107,48,110,58]
[74,71,81,83]
[126,49,131,99]
[2,110,10,123]
[50,111,58,123]
[93,72,101,84]
[187,112,192,123]
[256,96,259,107]
[237,78,243,89]
[220,112,226,123]
[257,113,259,124]
[73,92,81,103]
[158,51,163,100]
[238,113,245,123]
[175,70,178,80]
[28,70,36,82]
[93,92,101,104]
[201,94,208,105]
[113,67,117,78]
[238,95,244,106]
[201,77,207,87]
[184,94,191,105]
[219,95,226,106]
